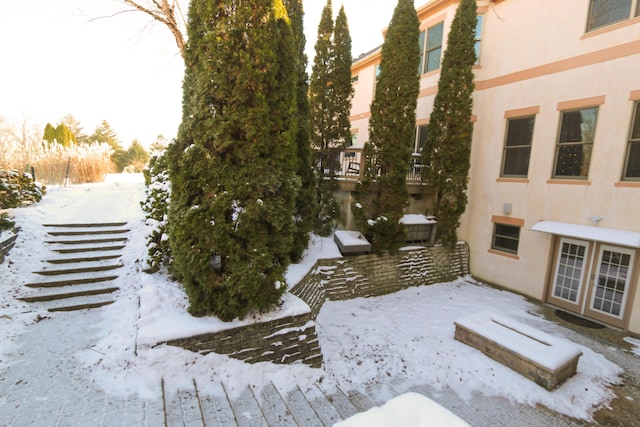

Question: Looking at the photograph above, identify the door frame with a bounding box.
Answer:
[584,244,637,329]
[545,237,640,331]
[546,237,594,314]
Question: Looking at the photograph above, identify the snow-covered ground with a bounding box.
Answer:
[1,174,637,423]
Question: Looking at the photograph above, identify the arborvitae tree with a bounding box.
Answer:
[167,0,298,321]
[43,122,76,147]
[309,0,340,235]
[421,0,477,247]
[333,5,354,149]
[43,123,56,144]
[284,0,318,261]
[352,0,420,253]
[124,139,150,172]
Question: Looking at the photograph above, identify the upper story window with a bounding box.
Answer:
[553,107,599,179]
[415,124,429,154]
[587,0,640,32]
[623,101,640,180]
[475,15,484,64]
[501,116,535,178]
[419,22,444,74]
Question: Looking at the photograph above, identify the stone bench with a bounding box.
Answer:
[454,311,582,390]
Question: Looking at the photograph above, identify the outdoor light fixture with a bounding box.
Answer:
[588,215,603,224]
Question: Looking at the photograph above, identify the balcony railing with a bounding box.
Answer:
[336,147,425,182]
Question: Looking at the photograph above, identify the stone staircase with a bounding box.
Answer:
[18,222,128,312]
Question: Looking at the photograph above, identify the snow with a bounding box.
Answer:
[454,311,582,371]
[335,392,470,427]
[0,175,630,421]
[334,229,370,246]
[624,337,640,356]
[531,220,640,248]
[399,214,437,225]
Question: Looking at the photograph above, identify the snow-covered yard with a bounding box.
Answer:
[0,174,636,423]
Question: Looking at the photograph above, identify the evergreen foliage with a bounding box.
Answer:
[284,0,318,261]
[0,169,44,209]
[333,6,354,148]
[352,0,420,253]
[42,122,76,147]
[309,0,345,235]
[141,151,171,273]
[167,0,298,321]
[421,0,477,247]
[90,120,122,151]
[61,114,90,144]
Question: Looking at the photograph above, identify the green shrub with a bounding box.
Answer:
[140,152,171,273]
[0,169,45,209]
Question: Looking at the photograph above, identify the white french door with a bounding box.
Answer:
[585,245,635,326]
[548,238,591,311]
[548,239,637,328]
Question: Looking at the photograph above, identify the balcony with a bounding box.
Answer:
[334,147,427,194]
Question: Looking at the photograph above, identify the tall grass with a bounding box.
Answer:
[1,142,114,185]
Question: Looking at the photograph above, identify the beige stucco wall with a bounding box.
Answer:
[348,0,640,334]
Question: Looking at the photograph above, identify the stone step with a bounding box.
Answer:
[47,229,130,236]
[46,254,121,264]
[53,245,126,254]
[18,284,119,302]
[254,382,298,426]
[35,264,123,276]
[197,381,237,427]
[24,275,119,288]
[163,378,204,427]
[43,222,128,228]
[46,237,128,245]
[46,296,115,312]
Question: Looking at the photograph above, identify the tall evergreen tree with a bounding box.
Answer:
[421,0,477,247]
[309,0,339,235]
[61,114,89,144]
[333,4,354,147]
[167,0,298,321]
[352,0,420,253]
[284,0,318,261]
[90,120,122,151]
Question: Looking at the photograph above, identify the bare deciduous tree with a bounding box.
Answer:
[118,0,187,58]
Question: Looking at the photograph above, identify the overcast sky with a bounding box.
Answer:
[0,0,418,148]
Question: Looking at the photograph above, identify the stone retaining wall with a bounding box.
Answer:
[291,243,470,317]
[0,230,18,264]
[167,243,470,368]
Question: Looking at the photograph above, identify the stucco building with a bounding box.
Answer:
[348,0,640,334]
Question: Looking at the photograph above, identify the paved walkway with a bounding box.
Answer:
[1,219,639,426]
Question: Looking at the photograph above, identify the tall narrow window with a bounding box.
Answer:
[623,101,640,180]
[587,0,632,31]
[501,116,535,177]
[419,22,444,74]
[474,15,483,64]
[415,124,429,154]
[553,107,598,179]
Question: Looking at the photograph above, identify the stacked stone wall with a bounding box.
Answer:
[168,243,470,368]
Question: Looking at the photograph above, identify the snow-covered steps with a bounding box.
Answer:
[17,222,129,312]
[162,378,380,426]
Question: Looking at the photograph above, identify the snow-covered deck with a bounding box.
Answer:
[454,311,583,390]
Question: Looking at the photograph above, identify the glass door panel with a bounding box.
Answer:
[552,238,589,305]
[589,245,634,319]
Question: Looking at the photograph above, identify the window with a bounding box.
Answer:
[586,0,638,32]
[415,124,429,154]
[623,101,640,180]
[553,107,598,179]
[419,22,444,74]
[492,223,520,255]
[475,15,483,64]
[501,116,535,177]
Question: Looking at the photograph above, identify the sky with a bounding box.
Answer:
[2,174,637,424]
[0,0,417,149]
